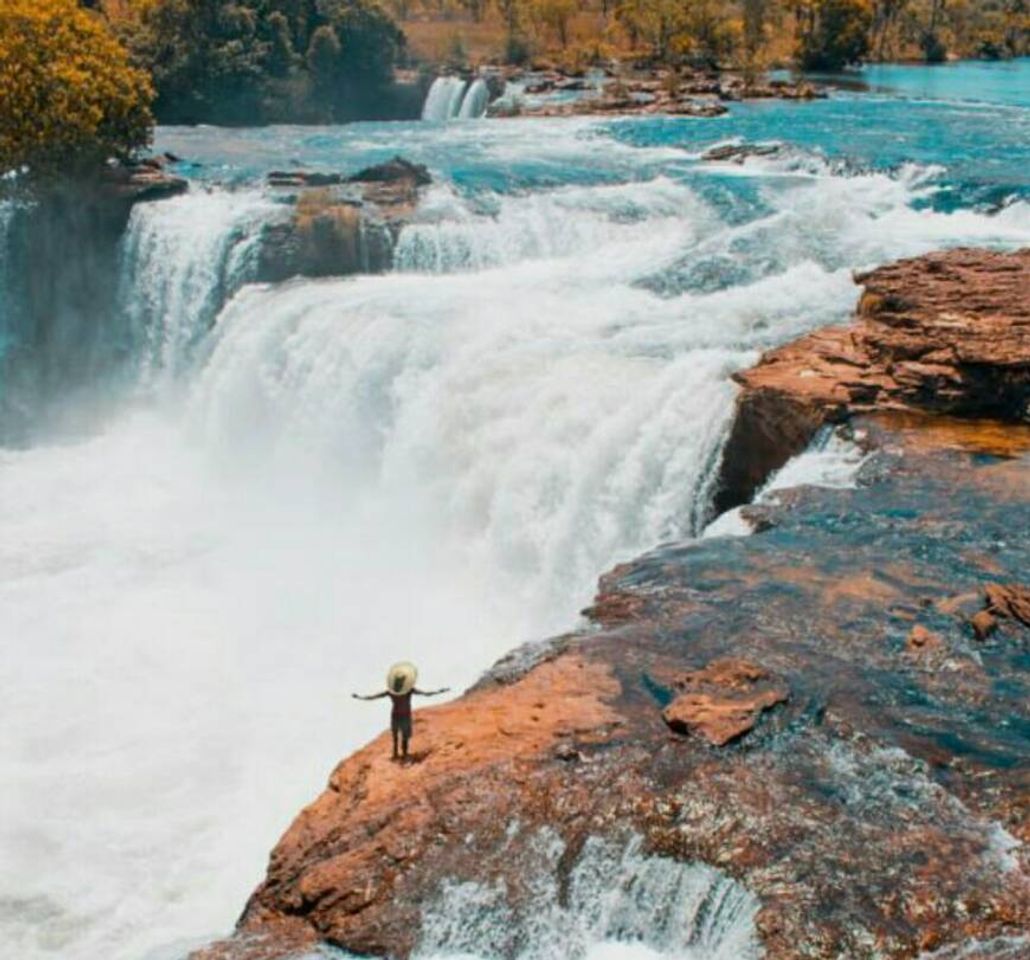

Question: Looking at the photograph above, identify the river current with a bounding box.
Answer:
[1,61,1029,960]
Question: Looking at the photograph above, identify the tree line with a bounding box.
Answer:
[419,0,1027,72]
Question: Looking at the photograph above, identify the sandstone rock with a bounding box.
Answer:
[258,156,431,281]
[267,170,343,187]
[906,624,944,654]
[257,192,393,282]
[196,251,1030,960]
[662,658,789,745]
[715,248,1030,512]
[970,609,998,640]
[347,155,431,188]
[100,162,188,204]
[984,582,1030,627]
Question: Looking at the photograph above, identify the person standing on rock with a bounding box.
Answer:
[352,661,449,761]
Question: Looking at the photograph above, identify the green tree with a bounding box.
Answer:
[267,10,298,75]
[742,0,770,82]
[0,0,153,179]
[307,21,343,98]
[124,1,269,123]
[530,0,578,48]
[795,0,873,68]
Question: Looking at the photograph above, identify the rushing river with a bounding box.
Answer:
[1,61,1029,960]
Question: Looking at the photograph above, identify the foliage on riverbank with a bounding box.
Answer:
[0,0,153,180]
[108,1,408,123]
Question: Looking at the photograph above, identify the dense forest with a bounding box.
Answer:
[1,0,1028,173]
[399,0,1028,72]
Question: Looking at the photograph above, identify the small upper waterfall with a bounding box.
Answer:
[422,76,490,121]
[421,77,467,121]
[458,78,490,119]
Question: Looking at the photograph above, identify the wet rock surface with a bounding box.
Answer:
[505,68,822,119]
[197,250,1030,960]
[198,416,1030,960]
[662,658,790,746]
[258,156,431,281]
[100,157,189,207]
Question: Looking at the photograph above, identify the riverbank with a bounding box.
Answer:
[194,248,1030,960]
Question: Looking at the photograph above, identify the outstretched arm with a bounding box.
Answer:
[413,687,450,697]
[352,690,389,700]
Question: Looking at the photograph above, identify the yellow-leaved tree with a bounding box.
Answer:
[0,0,154,180]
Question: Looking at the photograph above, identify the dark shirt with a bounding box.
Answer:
[389,691,413,718]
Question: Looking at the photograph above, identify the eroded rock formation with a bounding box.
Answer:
[715,247,1030,511]
[258,156,431,281]
[661,658,790,746]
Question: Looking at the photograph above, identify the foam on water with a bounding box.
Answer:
[3,94,1030,960]
[416,835,759,960]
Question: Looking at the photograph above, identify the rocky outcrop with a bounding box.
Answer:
[714,247,1030,511]
[100,158,188,208]
[198,414,1030,960]
[257,156,431,281]
[702,142,783,163]
[196,249,1030,960]
[504,68,822,118]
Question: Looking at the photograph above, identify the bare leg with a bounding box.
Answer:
[392,729,399,759]
[402,731,410,759]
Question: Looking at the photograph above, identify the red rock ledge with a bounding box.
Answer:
[714,247,1029,512]
[197,248,1030,960]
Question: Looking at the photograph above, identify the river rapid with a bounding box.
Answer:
[1,61,1029,960]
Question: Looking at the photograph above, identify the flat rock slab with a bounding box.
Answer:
[662,658,789,745]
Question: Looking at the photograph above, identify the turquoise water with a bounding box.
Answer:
[859,59,1030,108]
[157,59,1030,211]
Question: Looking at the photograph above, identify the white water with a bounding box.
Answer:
[422,77,469,122]
[703,428,872,538]
[3,123,1030,960]
[117,189,283,394]
[417,834,759,959]
[458,79,490,120]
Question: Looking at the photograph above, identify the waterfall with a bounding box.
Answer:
[417,833,761,959]
[458,78,490,119]
[421,77,470,121]
[0,200,20,361]
[117,188,283,392]
[5,70,1030,960]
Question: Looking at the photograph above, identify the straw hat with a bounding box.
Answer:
[387,661,418,695]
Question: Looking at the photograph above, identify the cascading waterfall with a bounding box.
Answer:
[458,78,490,119]
[417,834,761,959]
[117,189,284,392]
[421,76,489,121]
[3,64,1030,960]
[0,200,19,359]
